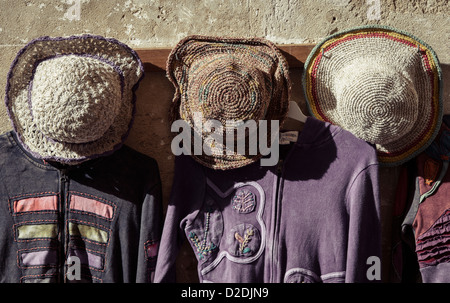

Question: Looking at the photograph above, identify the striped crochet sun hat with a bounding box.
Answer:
[303,25,442,166]
[5,35,144,164]
[167,35,290,170]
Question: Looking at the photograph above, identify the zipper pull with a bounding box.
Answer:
[60,169,68,183]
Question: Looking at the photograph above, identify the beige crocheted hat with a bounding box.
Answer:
[5,35,144,164]
[303,25,442,166]
[167,35,291,170]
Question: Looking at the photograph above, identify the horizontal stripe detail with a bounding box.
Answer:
[14,195,58,213]
[69,248,103,269]
[70,194,114,219]
[17,224,58,239]
[69,222,108,243]
[21,249,58,266]
[416,209,450,268]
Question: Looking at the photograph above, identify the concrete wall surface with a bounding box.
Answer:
[0,0,449,283]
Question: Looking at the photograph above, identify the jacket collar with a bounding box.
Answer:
[294,116,342,148]
[9,130,103,171]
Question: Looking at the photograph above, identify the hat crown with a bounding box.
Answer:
[168,36,290,169]
[30,55,122,144]
[303,26,442,166]
[187,54,269,126]
[335,59,419,145]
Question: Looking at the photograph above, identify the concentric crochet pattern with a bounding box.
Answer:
[303,25,442,166]
[167,36,291,170]
[5,35,144,164]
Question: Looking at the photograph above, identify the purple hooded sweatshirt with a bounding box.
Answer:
[155,117,381,283]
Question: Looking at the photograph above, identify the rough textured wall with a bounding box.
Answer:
[0,0,449,283]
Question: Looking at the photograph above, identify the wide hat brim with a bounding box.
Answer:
[303,25,443,166]
[167,35,291,170]
[5,35,144,164]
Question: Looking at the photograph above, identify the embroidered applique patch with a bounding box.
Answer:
[187,197,223,262]
[69,222,109,244]
[235,229,254,254]
[16,223,58,240]
[232,189,256,214]
[20,248,58,267]
[189,232,217,260]
[69,193,115,220]
[13,195,58,214]
[68,247,104,270]
[189,203,216,260]
[145,241,159,259]
[227,223,260,257]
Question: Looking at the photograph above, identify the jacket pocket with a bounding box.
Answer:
[186,196,224,262]
[284,268,321,283]
[226,223,261,258]
[197,180,267,280]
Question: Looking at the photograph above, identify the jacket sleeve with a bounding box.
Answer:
[345,163,381,282]
[154,155,205,283]
[136,161,164,283]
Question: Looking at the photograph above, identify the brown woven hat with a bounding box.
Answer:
[167,35,290,170]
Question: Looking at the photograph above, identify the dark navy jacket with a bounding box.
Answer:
[0,131,162,283]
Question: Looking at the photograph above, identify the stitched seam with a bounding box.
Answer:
[16,246,58,269]
[69,209,113,221]
[189,208,216,260]
[10,192,59,200]
[344,163,379,210]
[200,179,266,275]
[13,219,58,242]
[13,210,58,217]
[8,192,59,216]
[19,273,103,283]
[6,133,53,170]
[68,219,111,247]
[321,271,346,281]
[70,246,106,272]
[284,267,321,282]
[20,273,58,283]
[68,191,117,221]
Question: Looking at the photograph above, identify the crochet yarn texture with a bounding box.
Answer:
[303,25,442,166]
[5,35,144,164]
[167,35,291,170]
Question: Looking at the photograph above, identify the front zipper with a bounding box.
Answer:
[59,169,69,283]
[269,158,284,282]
